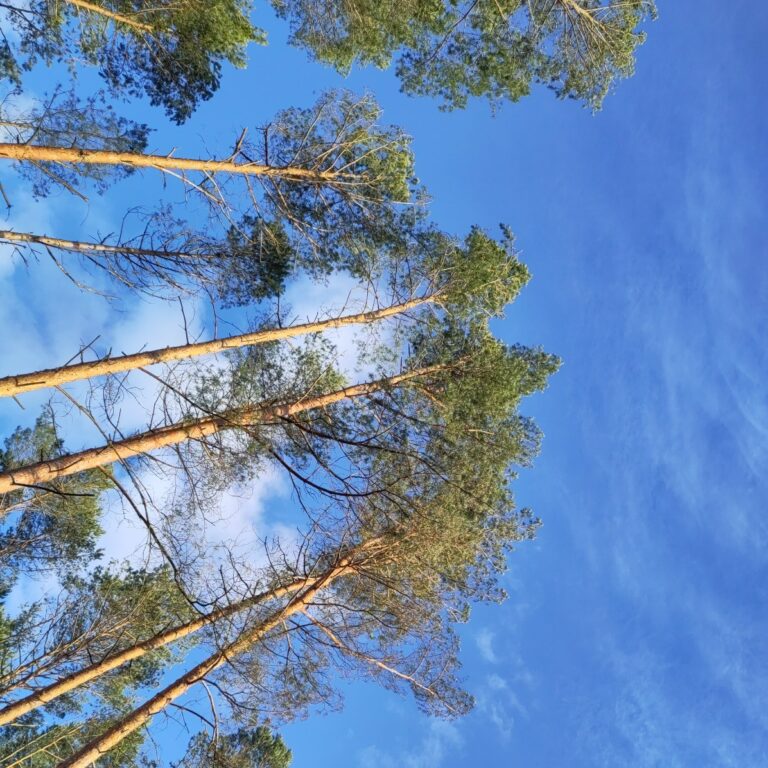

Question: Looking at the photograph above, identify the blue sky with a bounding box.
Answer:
[1,1,766,766]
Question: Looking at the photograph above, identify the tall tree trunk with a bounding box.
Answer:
[0,363,450,498]
[0,144,340,184]
[58,541,384,768]
[0,296,433,399]
[64,0,154,32]
[0,575,314,726]
[0,229,194,261]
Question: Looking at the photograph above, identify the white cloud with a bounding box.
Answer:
[282,272,397,380]
[548,76,768,768]
[474,666,530,743]
[474,627,498,663]
[358,721,463,768]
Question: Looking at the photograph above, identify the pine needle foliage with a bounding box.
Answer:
[273,0,657,110]
[2,0,261,123]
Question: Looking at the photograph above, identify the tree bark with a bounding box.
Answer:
[64,0,154,32]
[0,229,195,261]
[0,363,450,498]
[0,575,313,726]
[0,296,433,398]
[0,144,340,184]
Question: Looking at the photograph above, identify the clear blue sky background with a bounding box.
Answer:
[1,2,767,766]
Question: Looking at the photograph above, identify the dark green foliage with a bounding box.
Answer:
[0,594,37,689]
[174,727,291,768]
[426,224,530,319]
[0,3,55,86]
[272,0,439,71]
[0,411,110,590]
[78,1,262,124]
[273,0,656,110]
[1,0,653,121]
[3,0,262,123]
[217,218,295,307]
[0,37,22,88]
[249,91,418,268]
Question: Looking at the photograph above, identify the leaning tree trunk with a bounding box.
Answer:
[64,0,154,32]
[0,144,341,184]
[0,229,195,261]
[0,296,433,398]
[0,363,451,498]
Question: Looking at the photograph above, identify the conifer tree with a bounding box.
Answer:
[0,227,538,499]
[0,91,410,203]
[55,323,554,763]
[0,7,572,754]
[0,411,110,591]
[1,0,260,123]
[0,573,309,725]
[1,2,654,117]
[0,226,557,767]
[0,226,507,397]
[173,727,292,768]
[274,0,657,109]
[0,91,427,305]
[0,566,195,766]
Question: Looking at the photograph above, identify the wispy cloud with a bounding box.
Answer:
[358,721,463,768]
[550,60,768,767]
[474,628,498,663]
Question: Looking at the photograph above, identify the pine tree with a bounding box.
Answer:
[174,727,292,768]
[1,0,261,123]
[0,566,195,766]
[0,411,109,591]
[55,327,555,763]
[0,225,515,397]
[274,0,657,109]
[0,227,536,498]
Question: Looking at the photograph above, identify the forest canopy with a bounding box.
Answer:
[0,0,657,764]
[0,0,656,121]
